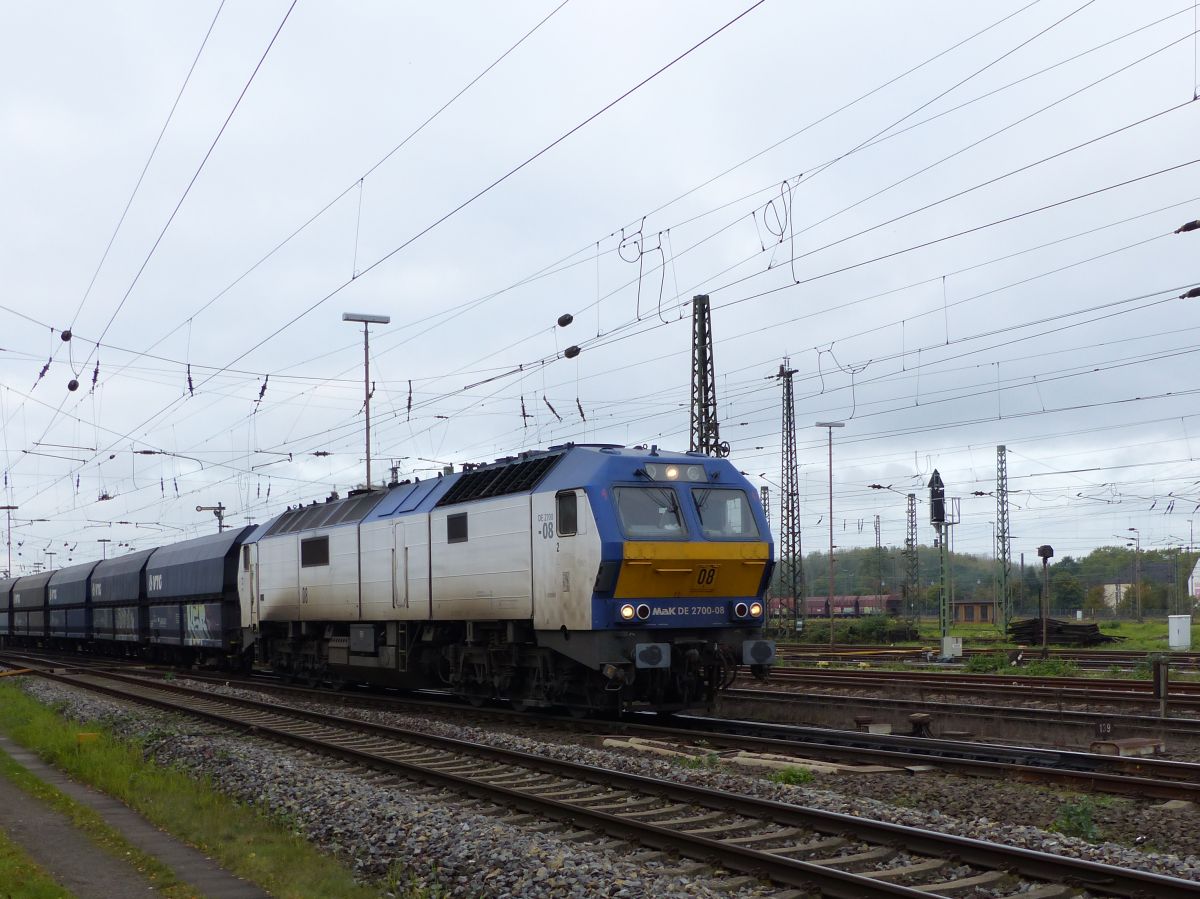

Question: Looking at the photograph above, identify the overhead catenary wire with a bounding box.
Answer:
[10,3,1200,566]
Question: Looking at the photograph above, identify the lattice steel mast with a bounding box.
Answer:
[904,493,919,622]
[995,444,1012,635]
[775,359,803,633]
[689,294,728,457]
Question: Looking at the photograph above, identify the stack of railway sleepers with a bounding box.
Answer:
[1007,617,1124,645]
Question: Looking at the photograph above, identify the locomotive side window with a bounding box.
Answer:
[242,546,251,571]
[692,488,760,540]
[300,536,330,567]
[556,491,577,536]
[447,513,468,544]
[614,487,687,539]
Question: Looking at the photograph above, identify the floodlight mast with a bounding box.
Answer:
[342,312,392,489]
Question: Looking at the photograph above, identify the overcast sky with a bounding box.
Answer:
[2,0,1199,576]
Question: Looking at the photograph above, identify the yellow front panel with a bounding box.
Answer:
[613,541,770,599]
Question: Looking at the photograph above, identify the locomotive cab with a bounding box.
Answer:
[529,447,775,711]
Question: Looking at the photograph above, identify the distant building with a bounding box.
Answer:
[1101,584,1131,609]
[952,599,993,624]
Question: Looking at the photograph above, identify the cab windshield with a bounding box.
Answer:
[692,488,760,540]
[613,487,687,539]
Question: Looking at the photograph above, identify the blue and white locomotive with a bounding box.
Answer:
[1,444,775,712]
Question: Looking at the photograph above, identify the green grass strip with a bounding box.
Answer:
[0,825,74,899]
[0,680,389,899]
[0,741,193,897]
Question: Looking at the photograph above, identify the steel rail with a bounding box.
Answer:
[763,667,1200,704]
[723,686,1200,737]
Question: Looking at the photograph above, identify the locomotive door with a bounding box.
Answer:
[397,516,430,619]
[238,543,260,629]
[531,488,589,631]
[391,522,406,609]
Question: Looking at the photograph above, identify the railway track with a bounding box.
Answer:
[758,666,1200,712]
[7,650,1199,803]
[164,667,1200,803]
[774,644,1200,672]
[720,685,1200,752]
[11,662,1200,898]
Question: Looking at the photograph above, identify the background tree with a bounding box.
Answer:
[1082,585,1108,617]
[1050,570,1084,613]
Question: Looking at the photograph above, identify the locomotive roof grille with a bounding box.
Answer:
[264,490,386,536]
[435,453,562,507]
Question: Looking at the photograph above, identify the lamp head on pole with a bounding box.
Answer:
[342,312,391,325]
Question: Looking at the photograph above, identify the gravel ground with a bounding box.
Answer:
[17,678,1200,895]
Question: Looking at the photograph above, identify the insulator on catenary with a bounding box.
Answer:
[564,345,580,359]
[60,329,72,342]
[1180,287,1200,299]
[557,313,573,327]
[520,396,530,429]
[406,380,412,421]
[68,379,79,392]
[542,395,562,422]
[1175,220,1200,233]
[576,398,586,421]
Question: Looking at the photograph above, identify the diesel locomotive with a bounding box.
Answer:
[0,444,776,713]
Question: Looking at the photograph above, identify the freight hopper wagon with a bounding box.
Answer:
[2,529,254,665]
[248,445,776,712]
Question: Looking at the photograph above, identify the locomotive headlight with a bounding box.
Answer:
[620,603,636,621]
[642,462,705,481]
[749,602,763,618]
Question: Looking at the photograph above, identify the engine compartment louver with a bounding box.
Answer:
[435,453,562,507]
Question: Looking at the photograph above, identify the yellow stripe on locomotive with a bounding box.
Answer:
[613,540,770,599]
